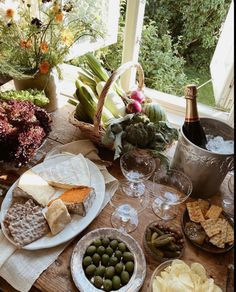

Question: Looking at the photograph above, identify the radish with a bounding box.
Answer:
[130,89,145,103]
[126,100,142,113]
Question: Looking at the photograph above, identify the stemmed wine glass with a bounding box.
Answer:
[110,180,150,233]
[222,171,234,218]
[120,149,156,197]
[152,168,192,220]
[109,149,156,233]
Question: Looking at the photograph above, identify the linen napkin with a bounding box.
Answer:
[0,139,118,292]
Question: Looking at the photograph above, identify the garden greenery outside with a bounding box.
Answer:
[70,0,231,109]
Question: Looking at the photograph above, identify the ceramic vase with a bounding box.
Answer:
[13,69,60,112]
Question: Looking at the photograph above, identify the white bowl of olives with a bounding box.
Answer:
[71,228,146,292]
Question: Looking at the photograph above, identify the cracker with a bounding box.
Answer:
[186,201,205,223]
[209,219,228,248]
[205,205,222,220]
[201,219,220,237]
[197,199,210,216]
[225,222,234,244]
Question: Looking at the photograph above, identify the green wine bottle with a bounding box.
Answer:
[183,84,207,149]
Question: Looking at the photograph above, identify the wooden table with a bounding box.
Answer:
[0,102,234,292]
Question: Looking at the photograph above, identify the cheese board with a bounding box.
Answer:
[0,154,105,250]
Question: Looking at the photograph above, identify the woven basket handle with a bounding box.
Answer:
[93,61,145,134]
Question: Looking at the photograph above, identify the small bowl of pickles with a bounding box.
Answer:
[143,221,185,263]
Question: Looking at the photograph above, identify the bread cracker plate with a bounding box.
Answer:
[0,154,105,250]
[181,208,234,254]
[70,228,146,292]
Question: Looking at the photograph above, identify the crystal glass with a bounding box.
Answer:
[120,149,156,197]
[222,172,234,217]
[110,180,150,233]
[152,168,192,220]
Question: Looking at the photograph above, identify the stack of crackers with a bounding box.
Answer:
[186,199,234,248]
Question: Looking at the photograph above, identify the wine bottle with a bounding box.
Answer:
[183,84,207,149]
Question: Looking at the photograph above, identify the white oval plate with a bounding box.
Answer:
[71,228,146,292]
[0,154,105,250]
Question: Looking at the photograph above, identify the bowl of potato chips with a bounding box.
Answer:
[150,259,222,292]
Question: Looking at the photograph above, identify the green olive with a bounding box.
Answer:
[93,275,103,288]
[93,238,102,248]
[115,262,124,274]
[82,256,92,267]
[102,237,110,247]
[123,251,134,262]
[121,270,130,285]
[86,245,96,256]
[101,254,110,267]
[103,279,113,291]
[85,264,96,277]
[110,239,119,250]
[118,242,127,252]
[94,265,106,277]
[97,245,106,256]
[114,250,122,260]
[109,256,119,266]
[92,253,101,266]
[105,266,115,279]
[125,261,134,274]
[112,275,121,290]
[105,246,114,257]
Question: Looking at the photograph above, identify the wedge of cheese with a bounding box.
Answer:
[44,199,71,235]
[18,169,55,206]
[48,186,96,217]
[40,154,91,188]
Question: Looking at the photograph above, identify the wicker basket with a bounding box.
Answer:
[69,61,145,148]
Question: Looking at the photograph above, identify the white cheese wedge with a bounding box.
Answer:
[40,154,91,187]
[44,199,71,235]
[18,169,55,206]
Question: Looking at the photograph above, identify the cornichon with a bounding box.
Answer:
[149,226,164,236]
[165,242,182,251]
[146,228,152,242]
[153,236,175,247]
[151,232,158,242]
[147,241,164,258]
[155,233,175,241]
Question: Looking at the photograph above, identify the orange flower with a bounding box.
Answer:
[55,12,64,22]
[39,60,50,74]
[20,39,32,49]
[40,42,49,53]
[6,8,14,18]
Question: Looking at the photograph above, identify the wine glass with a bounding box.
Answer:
[222,172,234,218]
[120,149,156,197]
[110,180,149,233]
[152,168,192,220]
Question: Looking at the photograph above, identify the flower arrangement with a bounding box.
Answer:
[0,0,101,79]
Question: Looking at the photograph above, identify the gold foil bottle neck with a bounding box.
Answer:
[185,84,197,99]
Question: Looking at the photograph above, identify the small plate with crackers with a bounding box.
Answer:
[181,199,234,253]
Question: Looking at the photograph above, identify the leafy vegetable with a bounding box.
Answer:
[102,112,179,166]
[0,89,49,107]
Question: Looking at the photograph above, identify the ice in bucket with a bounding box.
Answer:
[171,118,234,198]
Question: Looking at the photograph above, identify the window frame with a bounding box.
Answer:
[120,0,234,127]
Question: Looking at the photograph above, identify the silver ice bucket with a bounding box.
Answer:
[171,118,234,198]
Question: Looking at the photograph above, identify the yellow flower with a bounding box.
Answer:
[40,42,49,53]
[39,60,50,74]
[61,29,74,47]
[51,3,60,15]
